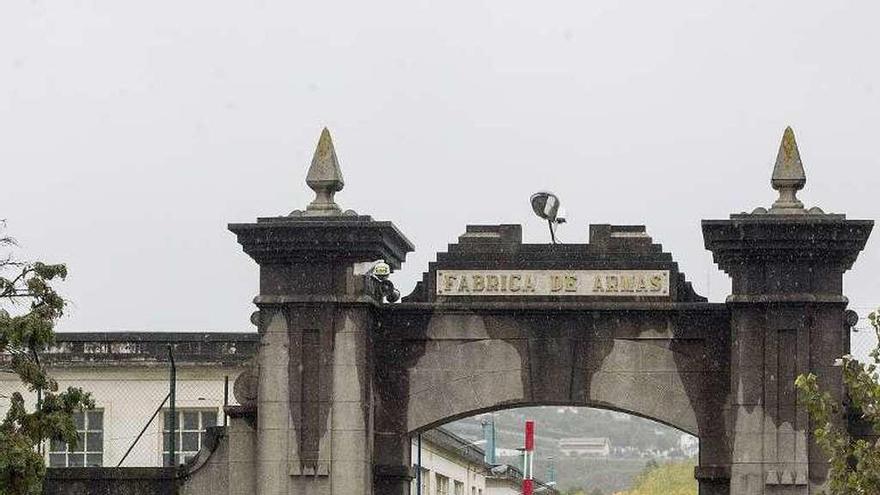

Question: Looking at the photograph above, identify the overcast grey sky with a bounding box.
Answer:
[2,1,877,336]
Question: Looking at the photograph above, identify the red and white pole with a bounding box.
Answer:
[523,420,534,495]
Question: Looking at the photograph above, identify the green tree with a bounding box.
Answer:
[617,461,696,495]
[564,488,602,495]
[0,224,93,495]
[796,309,880,495]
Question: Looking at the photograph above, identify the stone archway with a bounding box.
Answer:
[371,223,732,494]
[400,334,707,436]
[216,127,872,495]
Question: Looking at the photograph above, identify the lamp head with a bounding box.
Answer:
[530,191,561,223]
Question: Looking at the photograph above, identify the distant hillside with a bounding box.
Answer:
[442,406,695,493]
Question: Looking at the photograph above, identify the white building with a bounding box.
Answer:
[483,464,555,495]
[558,437,611,457]
[679,434,699,458]
[411,428,487,495]
[412,428,558,495]
[0,332,255,468]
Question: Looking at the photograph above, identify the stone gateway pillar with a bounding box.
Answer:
[229,128,413,495]
[703,128,872,494]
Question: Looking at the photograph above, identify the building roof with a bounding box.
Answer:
[559,437,610,446]
[3,331,259,368]
[419,427,486,465]
[484,463,558,493]
[51,332,257,343]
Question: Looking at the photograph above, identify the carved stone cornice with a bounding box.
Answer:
[702,216,873,274]
[229,215,413,268]
[404,223,706,303]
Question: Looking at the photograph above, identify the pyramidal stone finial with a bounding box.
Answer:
[769,126,807,214]
[304,127,345,215]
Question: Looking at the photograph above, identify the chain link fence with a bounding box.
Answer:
[1,331,258,470]
[1,362,241,468]
[850,306,878,362]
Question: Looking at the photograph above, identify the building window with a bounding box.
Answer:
[436,474,449,495]
[471,488,476,495]
[423,468,431,494]
[454,480,464,495]
[48,410,103,467]
[162,409,217,465]
[413,467,429,494]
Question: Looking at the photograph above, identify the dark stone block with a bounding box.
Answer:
[22,332,258,368]
[43,468,177,495]
[229,215,413,269]
[404,223,706,303]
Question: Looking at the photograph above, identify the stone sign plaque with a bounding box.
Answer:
[436,270,670,297]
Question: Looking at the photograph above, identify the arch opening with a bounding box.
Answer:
[409,405,699,495]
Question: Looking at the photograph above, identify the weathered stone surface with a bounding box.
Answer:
[18,332,258,368]
[372,223,734,495]
[304,128,345,216]
[44,468,177,495]
[406,224,703,303]
[769,127,807,213]
[232,361,258,406]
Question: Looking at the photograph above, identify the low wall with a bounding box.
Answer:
[44,467,177,495]
[41,420,255,495]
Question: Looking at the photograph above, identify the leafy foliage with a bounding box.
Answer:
[0,223,93,495]
[563,488,605,495]
[613,461,696,495]
[564,461,696,495]
[563,488,604,495]
[796,309,880,495]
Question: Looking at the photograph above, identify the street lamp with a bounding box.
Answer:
[530,192,566,244]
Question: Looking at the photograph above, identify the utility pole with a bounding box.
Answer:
[481,416,496,465]
[546,456,556,487]
[168,345,176,467]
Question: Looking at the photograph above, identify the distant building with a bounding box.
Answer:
[679,434,699,458]
[412,427,559,495]
[484,463,557,495]
[559,437,611,457]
